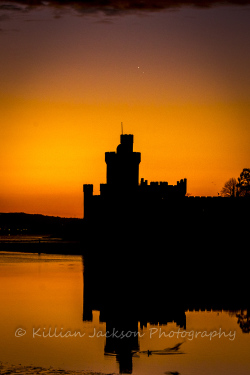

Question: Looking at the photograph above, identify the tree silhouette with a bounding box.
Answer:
[237,168,250,197]
[220,177,237,197]
[236,310,250,333]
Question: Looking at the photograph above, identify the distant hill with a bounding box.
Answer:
[0,212,83,239]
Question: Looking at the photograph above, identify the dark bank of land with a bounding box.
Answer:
[0,362,114,375]
[0,212,84,254]
[0,212,83,237]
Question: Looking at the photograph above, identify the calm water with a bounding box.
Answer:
[0,250,250,375]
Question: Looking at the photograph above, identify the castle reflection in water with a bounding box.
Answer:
[82,252,250,374]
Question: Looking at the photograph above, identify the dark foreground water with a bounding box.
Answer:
[0,247,250,375]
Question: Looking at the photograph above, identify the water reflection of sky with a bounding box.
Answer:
[0,251,249,375]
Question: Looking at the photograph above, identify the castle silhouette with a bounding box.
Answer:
[82,133,249,254]
[83,133,186,222]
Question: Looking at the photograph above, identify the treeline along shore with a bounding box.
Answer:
[0,213,84,255]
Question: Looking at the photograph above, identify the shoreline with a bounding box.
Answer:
[0,238,84,255]
[0,362,116,375]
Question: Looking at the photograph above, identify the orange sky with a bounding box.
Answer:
[0,2,249,217]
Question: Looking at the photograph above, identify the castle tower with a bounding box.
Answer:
[105,134,141,191]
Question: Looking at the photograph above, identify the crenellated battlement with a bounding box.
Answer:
[139,178,187,198]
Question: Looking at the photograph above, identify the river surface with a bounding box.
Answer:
[0,249,249,375]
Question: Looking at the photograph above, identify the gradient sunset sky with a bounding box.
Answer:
[0,0,249,217]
